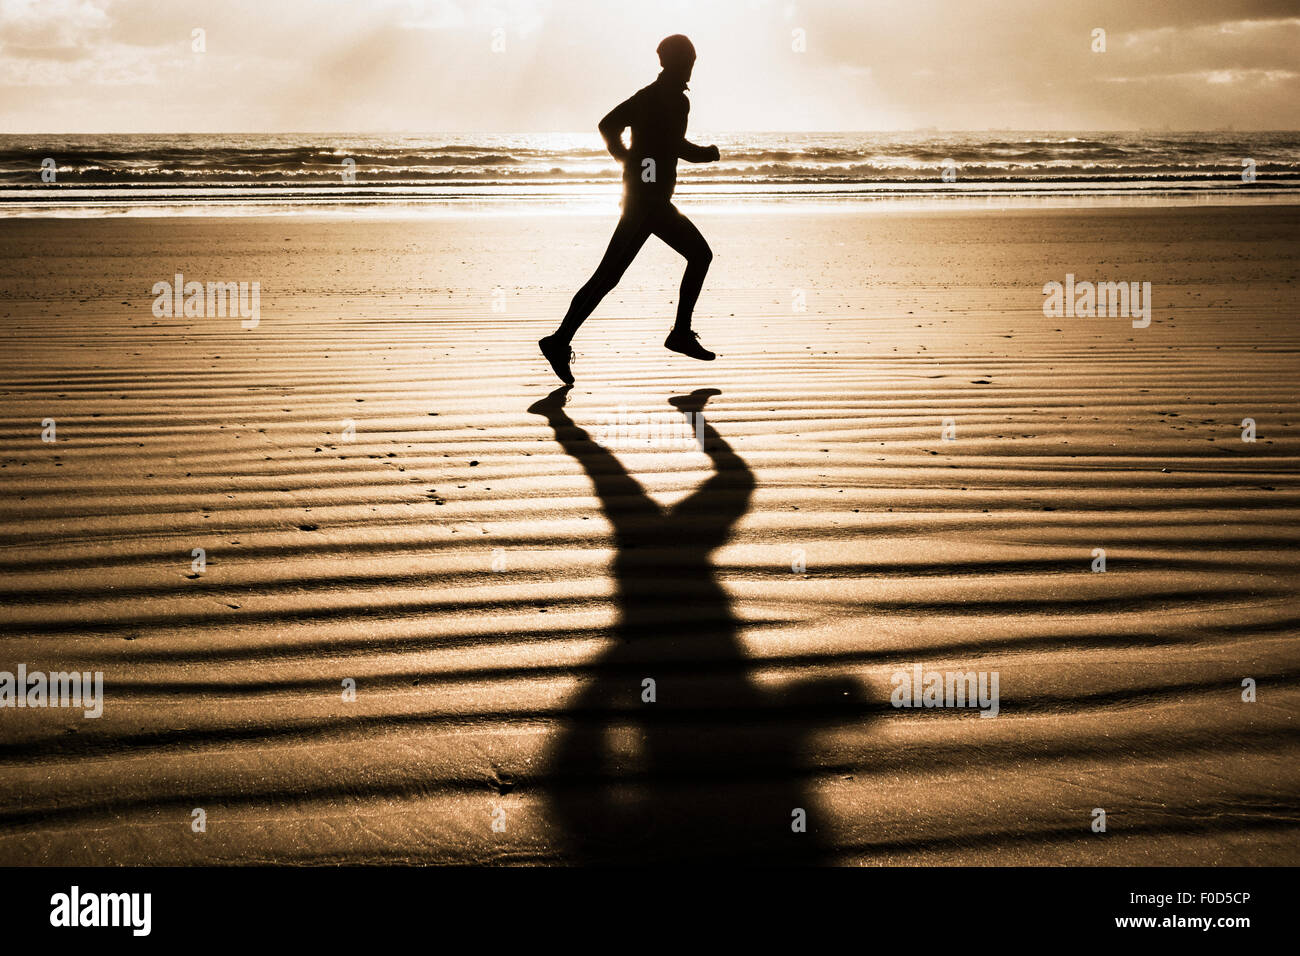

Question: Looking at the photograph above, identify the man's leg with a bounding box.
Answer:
[653,205,715,360]
[553,211,651,344]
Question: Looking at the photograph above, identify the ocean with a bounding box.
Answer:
[1,131,1296,216]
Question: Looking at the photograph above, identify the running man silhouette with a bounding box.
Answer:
[539,34,720,385]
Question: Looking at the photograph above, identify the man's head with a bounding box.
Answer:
[657,34,696,86]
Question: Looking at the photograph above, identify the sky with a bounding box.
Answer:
[0,0,1297,133]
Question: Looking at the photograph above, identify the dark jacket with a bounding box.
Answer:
[599,76,715,206]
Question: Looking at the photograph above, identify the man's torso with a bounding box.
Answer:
[622,80,689,205]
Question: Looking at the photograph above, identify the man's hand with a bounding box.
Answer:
[680,141,720,163]
[601,127,629,163]
[606,135,630,164]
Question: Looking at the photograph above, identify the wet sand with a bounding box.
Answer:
[0,202,1297,864]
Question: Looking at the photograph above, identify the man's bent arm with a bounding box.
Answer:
[679,139,719,163]
[598,97,635,163]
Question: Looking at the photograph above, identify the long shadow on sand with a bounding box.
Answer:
[529,385,862,864]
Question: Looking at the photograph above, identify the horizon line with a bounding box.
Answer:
[3,128,1298,137]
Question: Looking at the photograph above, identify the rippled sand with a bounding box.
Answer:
[1,203,1297,864]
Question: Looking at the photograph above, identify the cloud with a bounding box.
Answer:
[0,0,112,67]
[0,0,1296,132]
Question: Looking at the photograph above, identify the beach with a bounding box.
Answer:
[0,201,1297,864]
